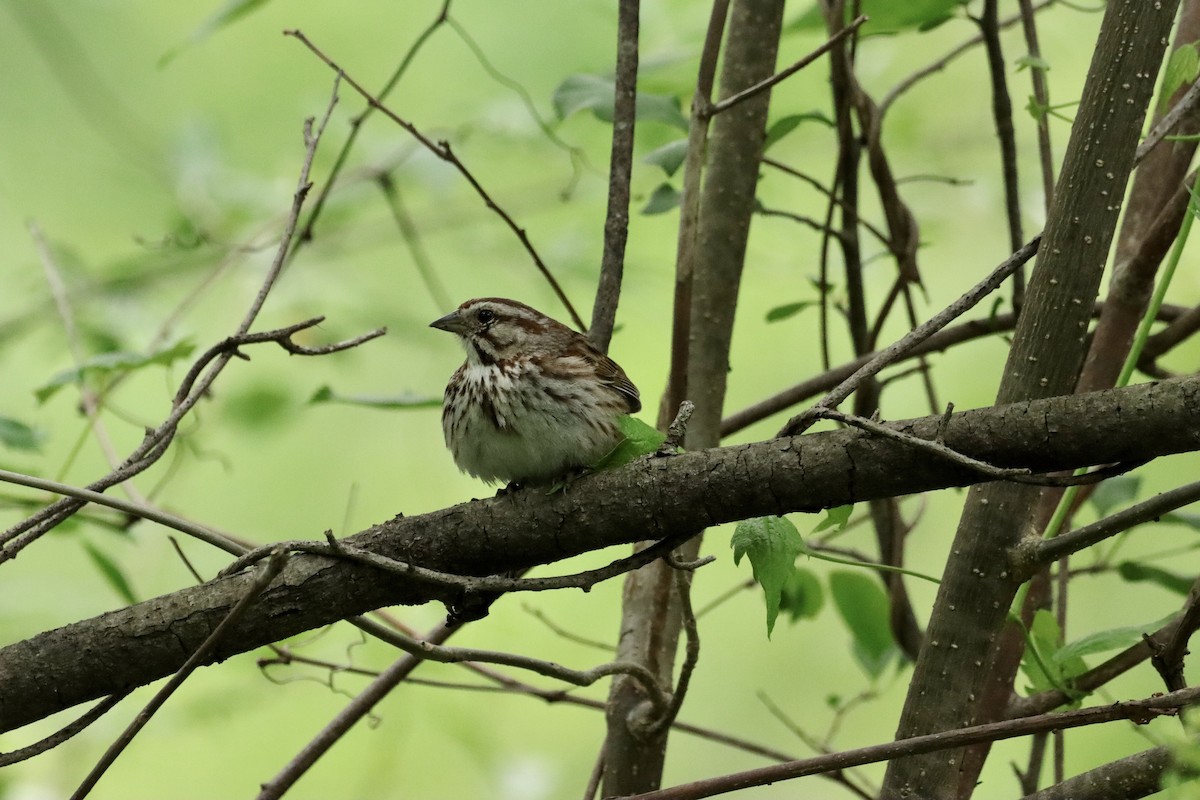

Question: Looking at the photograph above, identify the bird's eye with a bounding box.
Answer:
[476,308,496,324]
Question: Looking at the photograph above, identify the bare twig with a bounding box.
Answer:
[70,551,288,800]
[780,236,1041,436]
[706,15,866,117]
[0,693,130,767]
[1,82,343,560]
[623,685,1200,800]
[289,0,452,257]
[285,28,586,331]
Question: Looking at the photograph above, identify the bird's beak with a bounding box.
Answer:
[430,310,467,334]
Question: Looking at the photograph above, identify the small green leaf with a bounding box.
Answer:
[765,301,816,323]
[764,113,833,150]
[828,570,896,678]
[812,504,853,534]
[160,0,273,67]
[641,183,681,215]
[1117,561,1193,595]
[83,542,137,605]
[593,416,667,471]
[35,341,196,404]
[779,567,823,622]
[0,416,45,452]
[1088,475,1142,517]
[552,74,688,130]
[308,386,442,409]
[732,516,804,637]
[1055,614,1176,665]
[1163,511,1200,531]
[1160,43,1200,112]
[643,139,689,176]
[1015,55,1051,72]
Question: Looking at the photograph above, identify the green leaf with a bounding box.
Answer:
[779,567,824,623]
[1088,474,1142,517]
[159,0,273,67]
[643,139,689,176]
[641,183,681,215]
[552,74,688,130]
[764,113,833,150]
[308,386,442,409]
[1055,614,1176,665]
[1159,42,1200,113]
[1117,561,1193,595]
[1162,511,1200,531]
[593,416,667,471]
[828,570,896,678]
[35,341,196,404]
[731,516,804,637]
[812,504,853,534]
[83,542,137,605]
[0,416,45,452]
[1015,55,1051,73]
[765,301,816,323]
[790,0,969,34]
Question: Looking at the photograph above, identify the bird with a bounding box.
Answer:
[431,297,641,486]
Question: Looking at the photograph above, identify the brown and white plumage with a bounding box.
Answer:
[431,298,640,485]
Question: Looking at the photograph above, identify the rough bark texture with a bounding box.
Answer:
[881,3,1181,798]
[4,375,1200,734]
[601,0,783,794]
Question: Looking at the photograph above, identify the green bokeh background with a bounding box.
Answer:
[2,1,1199,798]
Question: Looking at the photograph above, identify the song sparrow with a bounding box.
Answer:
[431,298,641,485]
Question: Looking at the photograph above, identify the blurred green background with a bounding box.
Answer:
[2,1,1199,798]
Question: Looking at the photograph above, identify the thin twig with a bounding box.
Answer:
[706,15,867,117]
[623,685,1200,800]
[284,28,586,331]
[780,236,1042,436]
[0,692,131,767]
[70,551,288,800]
[0,81,343,560]
[289,0,452,258]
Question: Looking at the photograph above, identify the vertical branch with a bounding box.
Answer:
[602,0,784,794]
[589,0,640,353]
[881,3,1180,797]
[979,0,1025,306]
[659,0,731,426]
[1018,0,1056,212]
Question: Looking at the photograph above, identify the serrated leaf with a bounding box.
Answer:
[765,301,816,323]
[828,570,896,679]
[812,504,853,534]
[0,416,45,452]
[1055,613,1176,665]
[308,386,442,410]
[764,113,833,150]
[159,0,273,67]
[641,183,681,215]
[1160,43,1200,113]
[779,567,823,623]
[643,139,689,176]
[593,416,667,471]
[35,341,196,404]
[1117,561,1193,595]
[552,74,688,130]
[83,542,137,605]
[1088,474,1142,517]
[732,516,804,637]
